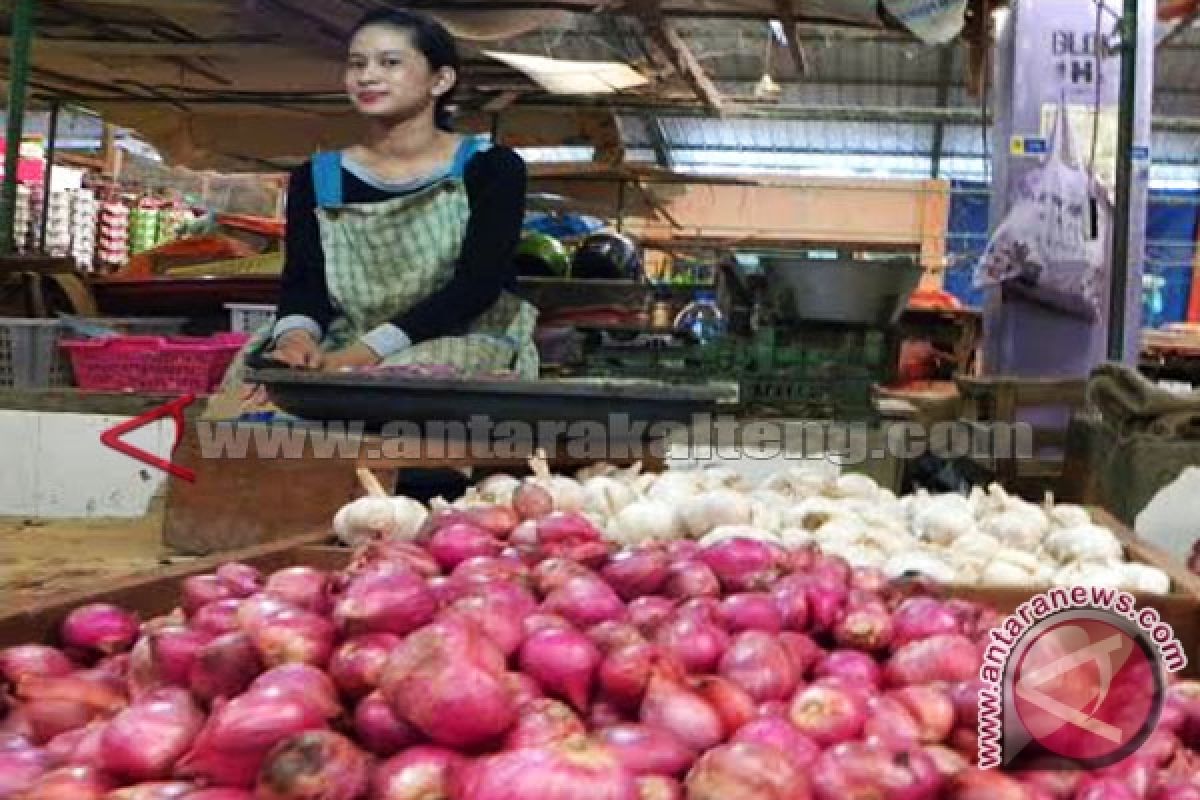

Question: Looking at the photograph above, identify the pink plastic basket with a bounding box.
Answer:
[61,333,250,393]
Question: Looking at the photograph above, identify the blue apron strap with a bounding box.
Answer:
[450,135,491,179]
[311,151,344,208]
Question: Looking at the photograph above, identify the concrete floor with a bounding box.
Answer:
[0,508,197,606]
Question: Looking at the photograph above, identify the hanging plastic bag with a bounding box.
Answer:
[975,101,1111,320]
[882,0,967,44]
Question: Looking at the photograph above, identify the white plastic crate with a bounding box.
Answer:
[226,303,277,334]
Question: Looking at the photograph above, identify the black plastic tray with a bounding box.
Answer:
[246,366,730,429]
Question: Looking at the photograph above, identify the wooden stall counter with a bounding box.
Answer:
[164,417,659,556]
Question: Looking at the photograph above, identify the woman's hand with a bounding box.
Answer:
[321,342,382,372]
[267,330,321,368]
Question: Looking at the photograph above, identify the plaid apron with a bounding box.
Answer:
[220,136,538,395]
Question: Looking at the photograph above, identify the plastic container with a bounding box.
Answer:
[0,317,188,389]
[225,303,277,334]
[673,292,726,343]
[61,332,249,393]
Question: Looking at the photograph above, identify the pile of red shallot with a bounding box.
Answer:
[2,499,1199,800]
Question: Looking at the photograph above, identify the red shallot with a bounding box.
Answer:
[353,690,417,757]
[813,649,882,689]
[691,676,757,738]
[595,725,695,778]
[250,608,336,668]
[380,621,515,748]
[99,688,203,782]
[176,689,328,788]
[684,741,810,800]
[21,765,116,799]
[810,741,941,800]
[188,632,262,703]
[891,597,963,647]
[543,575,625,628]
[639,669,723,753]
[730,717,820,769]
[662,561,720,600]
[885,634,979,687]
[599,643,672,710]
[518,628,600,712]
[626,598,675,637]
[181,576,236,616]
[602,550,670,601]
[264,568,331,615]
[215,562,263,596]
[0,646,74,687]
[717,632,798,703]
[61,604,140,655]
[503,698,586,749]
[371,746,465,800]
[697,539,779,592]
[716,593,783,634]
[0,736,51,796]
[636,775,683,800]
[250,665,341,720]
[105,782,197,799]
[255,731,371,800]
[328,633,402,699]
[190,600,243,636]
[333,571,436,638]
[655,617,728,675]
[429,523,503,571]
[454,735,638,800]
[587,621,646,654]
[788,684,867,747]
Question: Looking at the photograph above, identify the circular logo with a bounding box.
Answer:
[1011,613,1163,768]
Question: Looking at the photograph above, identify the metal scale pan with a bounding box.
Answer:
[246,355,729,431]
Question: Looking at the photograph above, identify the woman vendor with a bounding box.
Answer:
[246,9,537,382]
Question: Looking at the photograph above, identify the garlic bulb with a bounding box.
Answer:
[698,524,779,547]
[778,527,817,550]
[679,489,754,537]
[1055,562,1126,588]
[1117,563,1171,594]
[981,559,1037,586]
[883,551,957,583]
[822,541,885,568]
[1043,525,1123,564]
[748,494,786,534]
[954,532,1002,561]
[757,465,834,500]
[474,473,520,505]
[332,495,428,547]
[582,476,638,517]
[697,466,748,492]
[645,471,704,503]
[828,472,880,500]
[913,496,977,545]
[608,500,685,545]
[781,497,844,531]
[992,547,1046,574]
[979,507,1047,551]
[1048,504,1092,530]
[813,515,868,546]
[860,528,915,556]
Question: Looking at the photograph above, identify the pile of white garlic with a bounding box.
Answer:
[333,460,1173,595]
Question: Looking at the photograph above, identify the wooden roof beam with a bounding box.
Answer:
[627,1,726,115]
[773,0,809,76]
[6,37,302,57]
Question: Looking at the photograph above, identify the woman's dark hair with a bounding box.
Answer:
[348,10,460,131]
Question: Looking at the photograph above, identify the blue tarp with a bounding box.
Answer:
[942,182,1199,326]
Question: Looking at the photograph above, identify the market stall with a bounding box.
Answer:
[2,0,1200,796]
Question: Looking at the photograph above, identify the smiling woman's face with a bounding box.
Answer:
[345,24,454,120]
